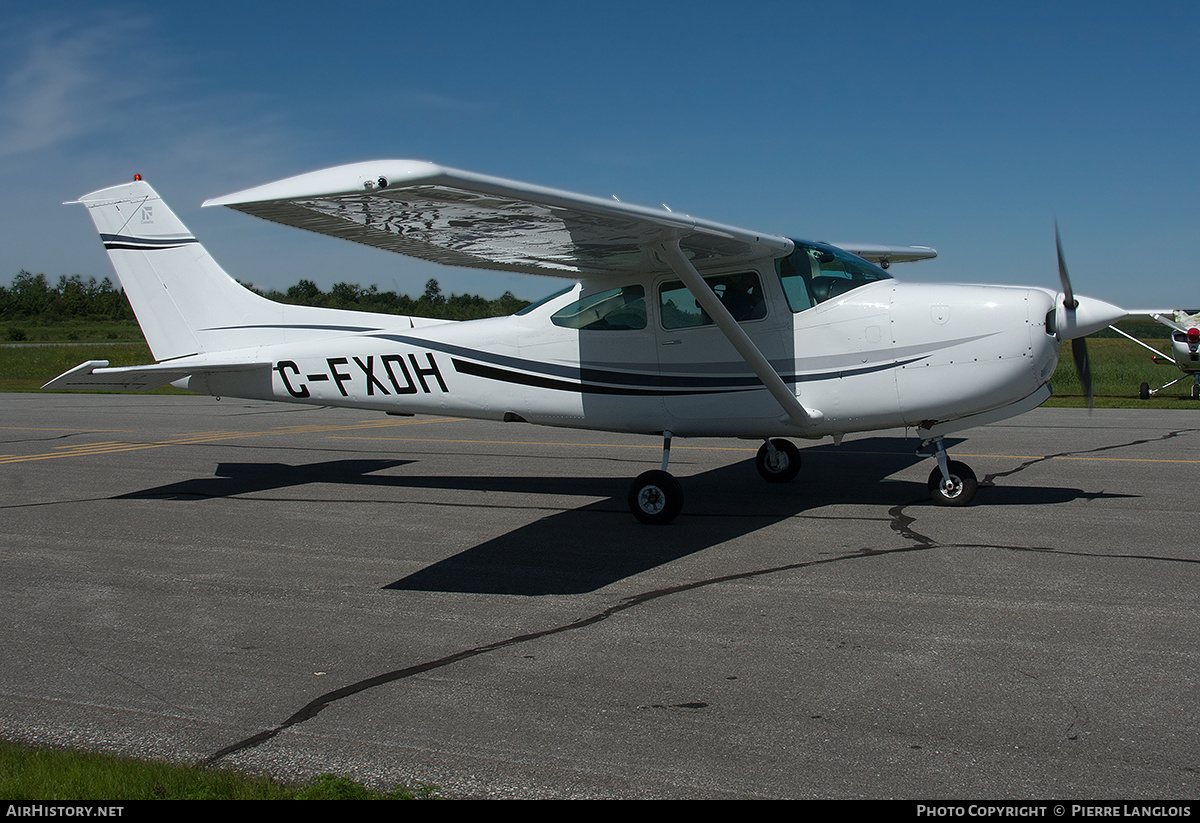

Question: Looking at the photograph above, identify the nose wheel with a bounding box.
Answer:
[924,438,978,506]
[1137,372,1200,400]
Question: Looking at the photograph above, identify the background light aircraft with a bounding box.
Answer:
[1107,311,1200,400]
[47,161,1131,523]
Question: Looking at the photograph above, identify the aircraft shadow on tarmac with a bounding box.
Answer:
[114,437,1137,596]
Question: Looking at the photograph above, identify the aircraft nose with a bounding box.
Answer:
[1055,294,1126,341]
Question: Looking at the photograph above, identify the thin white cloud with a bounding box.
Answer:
[394,90,492,115]
[0,9,311,198]
[0,11,159,159]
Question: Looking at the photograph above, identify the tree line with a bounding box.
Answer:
[268,277,529,320]
[1,271,530,324]
[2,272,134,322]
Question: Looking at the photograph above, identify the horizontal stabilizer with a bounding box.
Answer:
[43,359,268,392]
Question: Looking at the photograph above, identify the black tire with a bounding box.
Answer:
[1140,382,1151,400]
[1192,384,1199,400]
[927,460,978,507]
[628,470,683,525]
[756,438,801,483]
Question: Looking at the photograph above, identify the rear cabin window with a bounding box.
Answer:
[550,285,646,331]
[515,285,573,315]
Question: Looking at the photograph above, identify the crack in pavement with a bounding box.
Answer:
[979,427,1200,486]
[205,427,1200,767]
[203,540,936,766]
[205,526,1195,767]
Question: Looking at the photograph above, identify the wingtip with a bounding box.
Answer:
[203,160,445,207]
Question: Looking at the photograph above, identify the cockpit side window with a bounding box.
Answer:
[776,241,891,312]
[776,252,815,312]
[550,285,646,331]
[659,271,766,330]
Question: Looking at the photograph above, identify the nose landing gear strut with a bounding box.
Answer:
[923,436,978,506]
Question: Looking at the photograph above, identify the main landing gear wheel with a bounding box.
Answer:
[1140,381,1151,400]
[927,460,977,507]
[628,470,683,525]
[756,438,801,483]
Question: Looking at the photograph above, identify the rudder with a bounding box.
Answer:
[75,179,284,361]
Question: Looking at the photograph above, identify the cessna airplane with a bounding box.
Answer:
[1107,311,1200,400]
[46,161,1130,523]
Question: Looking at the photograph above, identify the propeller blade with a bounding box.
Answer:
[1059,226,1094,408]
[1056,221,1077,310]
[1072,337,1094,409]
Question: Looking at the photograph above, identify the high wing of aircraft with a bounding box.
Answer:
[47,161,1129,523]
[1107,310,1200,399]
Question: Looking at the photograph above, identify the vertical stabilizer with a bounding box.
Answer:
[75,180,284,361]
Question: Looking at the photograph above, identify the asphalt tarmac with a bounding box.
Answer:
[2,392,1198,799]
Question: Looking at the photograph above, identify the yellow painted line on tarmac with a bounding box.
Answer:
[955,452,1200,465]
[0,426,134,433]
[0,416,463,465]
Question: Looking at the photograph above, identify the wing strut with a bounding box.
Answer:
[653,238,823,428]
[1106,324,1170,358]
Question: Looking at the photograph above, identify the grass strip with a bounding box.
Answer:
[0,741,438,800]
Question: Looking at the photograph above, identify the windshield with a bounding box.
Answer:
[775,240,892,312]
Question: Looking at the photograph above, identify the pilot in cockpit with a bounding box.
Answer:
[718,273,766,321]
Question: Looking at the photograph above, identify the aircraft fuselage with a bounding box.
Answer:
[195,275,1061,442]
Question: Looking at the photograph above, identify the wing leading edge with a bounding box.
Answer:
[203,160,794,277]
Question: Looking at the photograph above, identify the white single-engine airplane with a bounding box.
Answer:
[1107,311,1200,400]
[47,161,1132,523]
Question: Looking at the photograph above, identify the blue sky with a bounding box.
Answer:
[1,1,1196,309]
